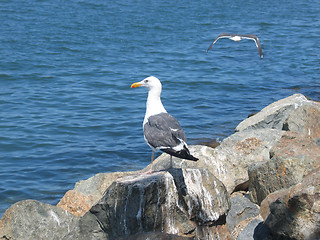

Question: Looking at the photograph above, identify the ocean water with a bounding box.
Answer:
[0,0,319,216]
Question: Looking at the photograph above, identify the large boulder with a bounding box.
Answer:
[249,131,320,205]
[264,169,320,240]
[0,200,79,240]
[65,168,231,240]
[235,94,318,132]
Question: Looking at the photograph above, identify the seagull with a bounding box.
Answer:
[131,76,199,173]
[206,33,263,58]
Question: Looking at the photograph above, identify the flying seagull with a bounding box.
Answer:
[131,76,198,173]
[206,33,263,58]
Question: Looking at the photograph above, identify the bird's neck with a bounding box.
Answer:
[144,88,167,123]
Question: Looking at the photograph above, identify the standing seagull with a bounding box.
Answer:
[131,76,198,173]
[206,33,263,58]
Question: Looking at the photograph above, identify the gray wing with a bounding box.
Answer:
[143,112,187,150]
[206,33,233,52]
[240,34,263,58]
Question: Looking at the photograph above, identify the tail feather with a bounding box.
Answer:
[162,147,199,161]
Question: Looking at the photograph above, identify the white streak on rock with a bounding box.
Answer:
[49,210,60,226]
[163,173,179,235]
[183,169,220,222]
[136,184,144,231]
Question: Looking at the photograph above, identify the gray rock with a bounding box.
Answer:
[236,219,263,240]
[0,199,79,240]
[235,94,315,132]
[283,104,320,140]
[73,168,230,240]
[264,169,320,240]
[226,194,260,232]
[249,131,320,205]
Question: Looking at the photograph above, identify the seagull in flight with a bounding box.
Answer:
[206,33,263,58]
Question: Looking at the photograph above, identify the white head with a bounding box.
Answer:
[131,76,167,118]
[131,76,162,91]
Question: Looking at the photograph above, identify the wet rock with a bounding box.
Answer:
[226,193,261,232]
[57,171,136,216]
[249,131,320,205]
[0,199,79,240]
[149,129,283,193]
[264,169,320,240]
[70,168,230,240]
[235,94,315,132]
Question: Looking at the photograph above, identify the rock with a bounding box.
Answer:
[226,193,261,232]
[119,232,194,240]
[283,104,320,140]
[235,94,316,132]
[68,168,230,240]
[260,188,289,220]
[264,169,320,240]
[249,131,320,205]
[236,218,263,240]
[0,199,79,240]
[148,129,283,193]
[57,171,136,216]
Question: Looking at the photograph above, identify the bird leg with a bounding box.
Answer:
[150,150,155,172]
[139,150,155,174]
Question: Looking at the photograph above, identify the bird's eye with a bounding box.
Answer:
[145,80,149,83]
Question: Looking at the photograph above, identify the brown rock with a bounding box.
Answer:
[249,131,320,205]
[264,169,320,240]
[260,188,289,220]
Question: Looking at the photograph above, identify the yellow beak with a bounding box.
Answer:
[131,82,143,88]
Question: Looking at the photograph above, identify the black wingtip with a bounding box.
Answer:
[188,155,199,161]
[162,148,199,161]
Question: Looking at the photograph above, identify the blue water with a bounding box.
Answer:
[0,0,319,216]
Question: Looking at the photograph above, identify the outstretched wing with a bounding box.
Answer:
[241,34,263,58]
[206,33,233,52]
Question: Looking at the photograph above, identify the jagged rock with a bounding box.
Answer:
[235,94,317,132]
[249,131,320,205]
[226,193,261,232]
[0,200,79,240]
[264,169,320,240]
[57,171,136,216]
[66,168,230,240]
[149,129,283,193]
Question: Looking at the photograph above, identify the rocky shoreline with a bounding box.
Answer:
[1,93,319,240]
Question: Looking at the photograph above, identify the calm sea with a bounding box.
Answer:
[0,0,319,216]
